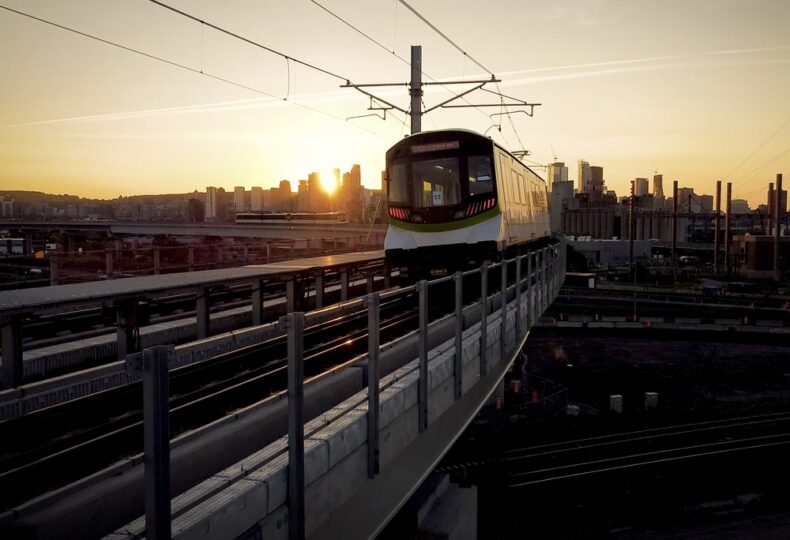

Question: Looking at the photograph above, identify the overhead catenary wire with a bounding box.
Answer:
[0,3,391,142]
[396,0,540,162]
[398,0,495,77]
[308,0,495,125]
[149,0,348,83]
[0,4,279,100]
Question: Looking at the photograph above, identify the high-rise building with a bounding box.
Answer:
[577,160,591,193]
[342,164,362,221]
[653,174,664,198]
[634,178,649,197]
[234,186,246,212]
[590,166,604,196]
[308,172,321,212]
[297,180,309,211]
[278,180,293,211]
[206,186,219,220]
[250,186,263,211]
[546,162,568,191]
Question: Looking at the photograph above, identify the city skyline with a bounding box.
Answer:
[1,1,789,207]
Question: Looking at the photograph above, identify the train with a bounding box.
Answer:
[235,212,348,225]
[383,129,551,276]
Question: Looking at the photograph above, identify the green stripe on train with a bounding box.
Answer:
[389,207,500,232]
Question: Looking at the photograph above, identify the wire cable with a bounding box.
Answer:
[149,0,348,82]
[0,4,279,100]
[308,0,493,125]
[398,0,494,76]
[396,0,538,158]
[0,4,391,142]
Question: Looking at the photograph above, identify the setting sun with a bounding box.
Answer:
[320,172,338,195]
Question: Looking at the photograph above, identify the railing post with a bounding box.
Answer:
[286,278,297,313]
[480,263,488,376]
[515,256,522,335]
[1,315,24,389]
[367,293,380,478]
[540,249,547,312]
[366,274,374,294]
[252,280,264,326]
[315,273,324,309]
[527,253,533,329]
[153,247,160,275]
[340,269,349,301]
[286,312,305,540]
[196,287,210,339]
[500,260,508,362]
[454,271,463,400]
[418,280,429,432]
[142,345,173,540]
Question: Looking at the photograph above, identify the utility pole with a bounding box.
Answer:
[775,173,783,282]
[341,45,538,137]
[714,180,721,275]
[725,182,732,275]
[672,180,678,280]
[410,46,423,134]
[629,180,635,271]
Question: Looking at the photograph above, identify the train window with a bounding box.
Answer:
[412,158,461,208]
[388,162,409,204]
[467,155,494,195]
[498,155,510,200]
[531,185,541,208]
[515,172,526,205]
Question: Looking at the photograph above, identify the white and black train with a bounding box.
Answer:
[384,129,551,276]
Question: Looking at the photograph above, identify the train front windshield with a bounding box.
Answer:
[388,153,494,210]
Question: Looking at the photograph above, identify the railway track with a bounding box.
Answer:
[438,411,790,488]
[0,274,479,510]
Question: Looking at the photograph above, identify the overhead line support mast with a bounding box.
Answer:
[341,45,539,135]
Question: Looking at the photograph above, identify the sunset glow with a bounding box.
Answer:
[0,1,788,207]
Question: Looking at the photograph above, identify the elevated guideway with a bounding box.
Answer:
[105,243,565,540]
[0,251,386,397]
[0,220,387,241]
[0,243,565,539]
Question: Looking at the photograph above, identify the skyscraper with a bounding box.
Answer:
[297,180,309,211]
[634,178,649,197]
[577,160,591,193]
[308,172,321,212]
[206,186,218,220]
[653,174,664,198]
[234,186,246,212]
[250,186,263,211]
[590,166,604,196]
[546,162,569,191]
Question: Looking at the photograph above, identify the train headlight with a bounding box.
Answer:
[412,214,424,223]
[454,210,465,219]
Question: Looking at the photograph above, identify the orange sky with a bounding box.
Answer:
[1,0,789,207]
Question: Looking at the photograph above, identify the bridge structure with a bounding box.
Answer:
[0,220,388,242]
[0,243,565,539]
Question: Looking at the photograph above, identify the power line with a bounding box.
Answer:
[0,4,279,100]
[398,0,494,76]
[396,0,537,158]
[310,0,403,61]
[724,114,790,179]
[308,0,495,125]
[149,0,348,82]
[0,4,391,142]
